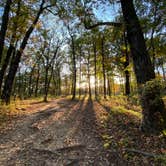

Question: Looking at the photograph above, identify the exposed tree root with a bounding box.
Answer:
[56,144,86,152]
[65,157,84,166]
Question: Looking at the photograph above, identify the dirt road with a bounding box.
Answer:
[0,97,111,166]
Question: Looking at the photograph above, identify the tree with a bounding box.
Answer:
[70,34,77,100]
[120,0,166,132]
[0,0,22,92]
[42,39,60,101]
[93,39,98,98]
[101,35,107,99]
[65,24,78,100]
[1,0,46,104]
[123,31,130,96]
[87,48,92,99]
[0,0,12,63]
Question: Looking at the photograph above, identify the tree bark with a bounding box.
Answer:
[28,65,35,97]
[107,75,111,96]
[35,66,40,97]
[79,50,82,98]
[44,66,49,102]
[71,35,76,100]
[87,49,91,99]
[52,70,57,96]
[1,0,45,104]
[0,0,12,63]
[55,66,61,96]
[0,45,14,92]
[43,45,59,101]
[120,0,155,84]
[101,36,106,99]
[123,31,130,96]
[0,0,21,92]
[93,41,97,99]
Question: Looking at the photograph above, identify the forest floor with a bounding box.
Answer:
[0,96,166,166]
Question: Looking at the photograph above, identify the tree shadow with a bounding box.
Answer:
[96,98,111,112]
[31,101,48,105]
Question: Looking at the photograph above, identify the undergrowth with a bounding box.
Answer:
[0,97,43,127]
[98,95,166,165]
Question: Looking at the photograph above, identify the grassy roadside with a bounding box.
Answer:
[0,97,44,128]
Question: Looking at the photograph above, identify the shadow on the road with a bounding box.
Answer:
[96,98,111,112]
[31,101,49,105]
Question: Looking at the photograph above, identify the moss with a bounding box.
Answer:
[140,79,166,133]
[111,106,142,119]
[142,79,163,98]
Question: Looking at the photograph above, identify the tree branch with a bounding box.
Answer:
[45,8,58,16]
[84,21,122,29]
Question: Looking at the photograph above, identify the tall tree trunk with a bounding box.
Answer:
[124,31,130,96]
[93,41,97,99]
[48,66,54,97]
[0,0,21,92]
[18,68,23,99]
[53,70,57,96]
[107,74,111,96]
[23,70,28,97]
[0,0,12,63]
[1,0,45,104]
[87,50,91,99]
[71,36,76,100]
[44,66,49,102]
[101,36,106,99]
[28,66,35,97]
[57,67,61,96]
[35,66,40,97]
[120,0,155,84]
[0,45,14,92]
[120,0,166,133]
[44,64,54,102]
[79,52,82,98]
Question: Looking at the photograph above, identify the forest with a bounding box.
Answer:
[0,0,166,165]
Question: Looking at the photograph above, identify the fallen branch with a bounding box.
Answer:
[56,144,86,152]
[124,148,158,158]
[66,158,84,166]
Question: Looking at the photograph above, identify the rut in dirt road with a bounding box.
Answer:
[0,97,114,166]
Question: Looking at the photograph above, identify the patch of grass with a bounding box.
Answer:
[100,95,142,113]
[0,97,43,127]
[0,104,20,126]
[111,106,142,119]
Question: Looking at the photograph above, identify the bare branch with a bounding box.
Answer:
[45,8,58,16]
[84,21,122,29]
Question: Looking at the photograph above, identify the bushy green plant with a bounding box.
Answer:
[140,79,166,133]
